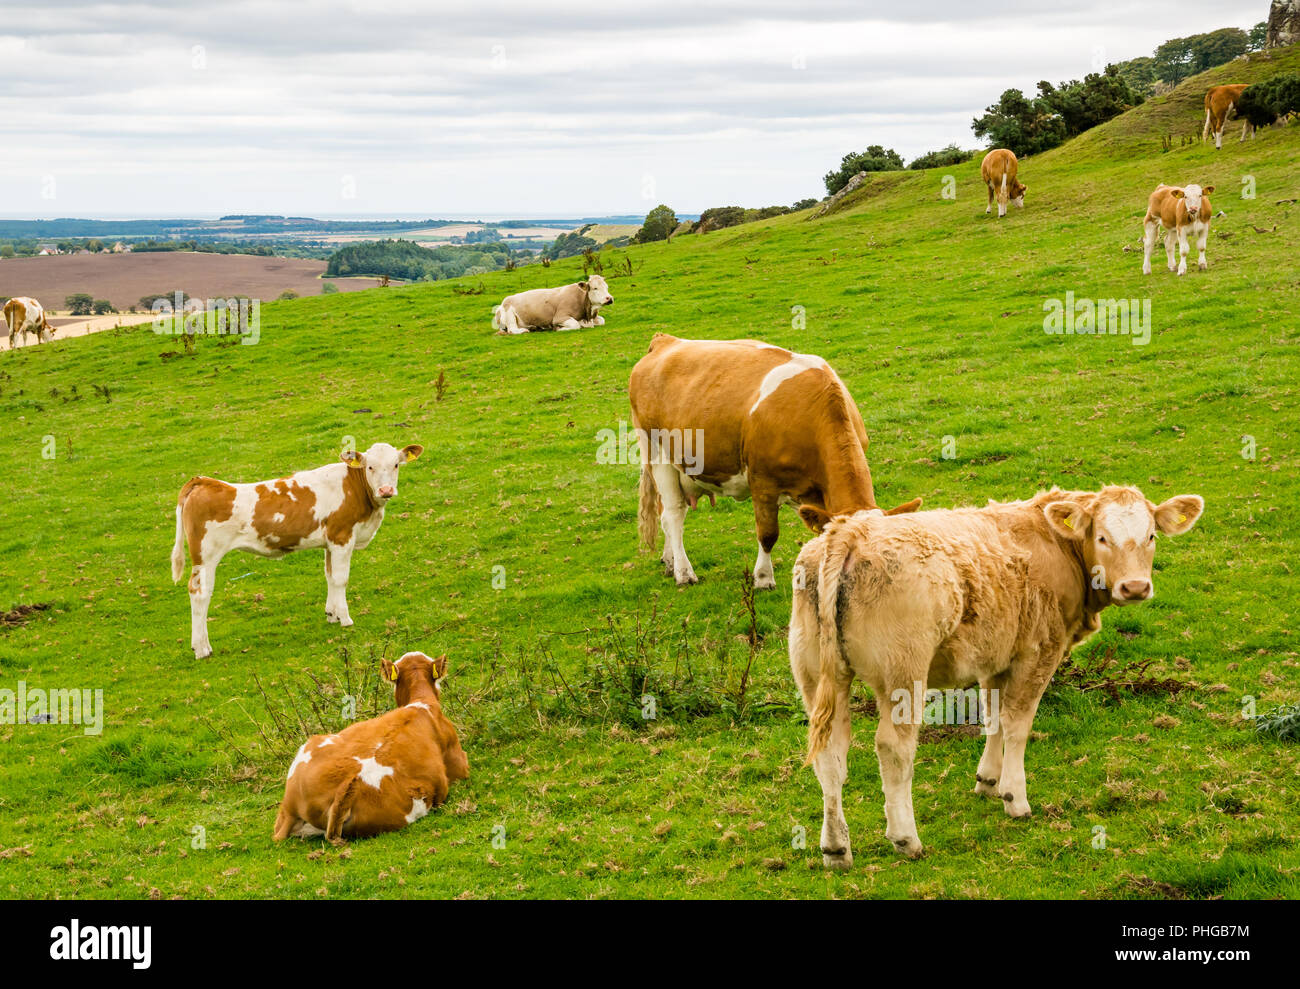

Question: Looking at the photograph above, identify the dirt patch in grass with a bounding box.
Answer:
[0,603,51,628]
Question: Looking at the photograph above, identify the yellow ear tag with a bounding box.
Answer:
[1178,514,1187,523]
[1063,516,1073,529]
[389,665,399,682]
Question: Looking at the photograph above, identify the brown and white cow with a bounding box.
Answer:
[629,334,919,589]
[3,297,53,349]
[1203,84,1248,149]
[274,651,469,844]
[792,485,1203,865]
[1142,183,1214,276]
[981,149,1026,218]
[492,274,614,334]
[170,441,423,659]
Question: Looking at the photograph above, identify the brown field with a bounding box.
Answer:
[0,251,381,311]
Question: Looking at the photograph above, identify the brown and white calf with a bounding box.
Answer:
[170,442,423,658]
[1142,183,1214,276]
[792,485,1203,865]
[3,297,53,349]
[981,149,1026,218]
[629,334,919,589]
[274,651,469,843]
[491,274,614,334]
[1203,84,1248,149]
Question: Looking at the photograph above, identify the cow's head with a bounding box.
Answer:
[341,441,423,503]
[1044,486,1203,606]
[1171,184,1213,220]
[381,651,448,706]
[579,274,614,309]
[798,496,922,534]
[1011,180,1026,208]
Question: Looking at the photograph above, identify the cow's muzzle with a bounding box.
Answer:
[1115,579,1152,603]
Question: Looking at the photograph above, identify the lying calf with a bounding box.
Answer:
[274,652,469,843]
[790,485,1203,865]
[171,441,422,659]
[492,274,613,334]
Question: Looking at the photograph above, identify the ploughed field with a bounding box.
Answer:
[1,49,1298,898]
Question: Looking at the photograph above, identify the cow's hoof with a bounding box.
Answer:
[338,617,354,628]
[890,835,924,859]
[753,575,776,591]
[1002,793,1033,819]
[326,612,338,624]
[674,573,698,587]
[974,775,999,799]
[821,846,853,871]
[1198,262,1207,271]
[1141,266,1151,275]
[193,646,212,660]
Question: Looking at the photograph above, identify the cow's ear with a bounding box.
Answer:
[1202,185,1215,194]
[1044,500,1090,540]
[381,659,398,683]
[798,505,831,533]
[577,281,589,290]
[1171,188,1185,199]
[1154,495,1203,536]
[341,449,364,468]
[432,654,449,687]
[885,497,922,516]
[400,444,423,463]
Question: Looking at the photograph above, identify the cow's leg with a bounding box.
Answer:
[751,492,780,591]
[499,306,527,335]
[1214,124,1224,150]
[985,182,993,214]
[1164,230,1177,272]
[1141,219,1158,275]
[995,657,1056,819]
[974,672,1009,798]
[1195,225,1209,271]
[188,560,219,659]
[812,676,855,869]
[651,464,696,585]
[874,703,923,858]
[555,317,583,331]
[1176,227,1190,275]
[324,545,354,626]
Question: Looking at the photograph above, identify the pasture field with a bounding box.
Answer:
[1,52,1298,900]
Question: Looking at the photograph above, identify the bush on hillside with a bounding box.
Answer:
[907,144,976,170]
[325,239,510,281]
[634,205,678,244]
[823,146,904,195]
[65,293,94,316]
[1237,73,1300,128]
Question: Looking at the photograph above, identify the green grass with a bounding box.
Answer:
[2,49,1299,899]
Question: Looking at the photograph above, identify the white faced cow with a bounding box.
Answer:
[492,275,614,334]
[1142,183,1214,276]
[171,442,422,659]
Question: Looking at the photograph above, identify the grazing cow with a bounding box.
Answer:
[1202,84,1248,149]
[1142,183,1214,276]
[170,441,423,659]
[491,275,614,334]
[980,149,1026,218]
[629,334,919,589]
[3,297,53,349]
[274,651,469,844]
[791,485,1203,865]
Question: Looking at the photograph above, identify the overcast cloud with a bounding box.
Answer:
[0,1,1263,217]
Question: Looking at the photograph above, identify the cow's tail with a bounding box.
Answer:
[490,304,505,331]
[325,774,361,843]
[1202,108,1212,141]
[805,519,860,765]
[637,434,660,550]
[171,477,201,583]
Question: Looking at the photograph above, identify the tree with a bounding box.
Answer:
[635,205,677,244]
[0,245,13,258]
[66,293,94,315]
[971,88,1066,157]
[92,299,115,315]
[1037,66,1142,138]
[907,144,973,170]
[1188,27,1248,72]
[823,146,904,195]
[1248,21,1269,51]
[791,198,819,210]
[1114,56,1158,98]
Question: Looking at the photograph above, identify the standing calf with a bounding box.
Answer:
[980,149,1026,218]
[791,486,1202,865]
[274,652,469,843]
[171,441,422,659]
[1142,183,1214,276]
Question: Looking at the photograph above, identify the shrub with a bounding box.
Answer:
[635,205,678,244]
[823,146,904,195]
[65,293,94,316]
[92,299,115,315]
[908,144,975,170]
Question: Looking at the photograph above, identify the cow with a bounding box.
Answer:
[273,651,469,844]
[170,441,423,659]
[791,485,1203,865]
[3,297,53,349]
[1142,183,1214,276]
[1202,84,1248,149]
[629,334,920,590]
[491,274,614,334]
[980,149,1026,218]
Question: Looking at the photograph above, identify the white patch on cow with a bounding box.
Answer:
[318,735,336,747]
[406,701,431,711]
[750,353,827,414]
[405,797,429,824]
[287,743,312,779]
[292,821,325,837]
[272,512,285,524]
[1097,501,1152,546]
[354,755,395,789]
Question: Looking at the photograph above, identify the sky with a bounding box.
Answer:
[0,0,1264,218]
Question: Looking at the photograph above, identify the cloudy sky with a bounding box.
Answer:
[0,1,1262,218]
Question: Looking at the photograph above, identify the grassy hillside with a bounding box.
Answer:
[1,52,1298,900]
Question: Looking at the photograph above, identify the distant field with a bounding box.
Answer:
[0,252,380,311]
